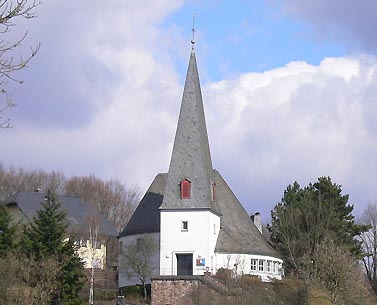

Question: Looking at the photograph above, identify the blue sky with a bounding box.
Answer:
[2,0,377,222]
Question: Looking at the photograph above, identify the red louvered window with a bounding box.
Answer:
[180,179,191,199]
[211,182,216,201]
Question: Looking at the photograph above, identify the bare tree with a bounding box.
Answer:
[0,253,64,305]
[86,211,101,305]
[360,202,377,296]
[0,163,66,199]
[121,236,157,300]
[0,0,41,128]
[310,237,377,305]
[64,175,139,232]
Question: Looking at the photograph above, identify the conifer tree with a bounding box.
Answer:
[0,203,16,257]
[21,190,84,305]
[269,177,368,277]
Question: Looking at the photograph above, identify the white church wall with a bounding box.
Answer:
[160,209,220,276]
[118,232,160,287]
[215,253,283,282]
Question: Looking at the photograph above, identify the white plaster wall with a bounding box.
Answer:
[118,232,160,287]
[160,210,220,276]
[215,253,283,281]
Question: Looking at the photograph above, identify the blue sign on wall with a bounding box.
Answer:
[196,258,205,266]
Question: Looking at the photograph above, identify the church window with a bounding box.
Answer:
[259,260,265,272]
[251,259,257,271]
[180,179,191,199]
[182,221,188,231]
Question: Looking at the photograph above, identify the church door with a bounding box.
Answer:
[176,253,193,276]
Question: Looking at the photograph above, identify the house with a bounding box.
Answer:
[3,191,118,270]
[119,44,283,287]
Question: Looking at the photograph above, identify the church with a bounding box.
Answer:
[119,41,283,287]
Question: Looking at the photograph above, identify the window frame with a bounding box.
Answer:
[258,259,265,272]
[267,260,271,273]
[181,221,189,231]
[251,259,257,271]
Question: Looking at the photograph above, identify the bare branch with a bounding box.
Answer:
[0,0,42,128]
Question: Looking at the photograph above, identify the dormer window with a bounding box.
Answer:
[180,179,191,199]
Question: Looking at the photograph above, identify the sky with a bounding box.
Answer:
[2,0,377,222]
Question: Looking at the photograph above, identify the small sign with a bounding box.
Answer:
[196,258,205,266]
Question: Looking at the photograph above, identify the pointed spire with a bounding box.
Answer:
[161,49,217,211]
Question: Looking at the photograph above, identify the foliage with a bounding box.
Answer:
[20,190,84,305]
[0,0,41,128]
[268,177,368,277]
[0,203,16,256]
[0,254,65,305]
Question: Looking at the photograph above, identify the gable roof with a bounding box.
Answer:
[160,50,218,213]
[213,171,279,257]
[120,173,167,237]
[3,191,117,237]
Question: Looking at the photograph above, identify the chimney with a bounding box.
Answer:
[251,212,262,234]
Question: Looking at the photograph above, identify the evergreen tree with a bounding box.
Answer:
[0,203,16,257]
[21,190,84,305]
[269,177,368,277]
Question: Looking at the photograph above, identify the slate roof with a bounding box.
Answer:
[160,50,218,213]
[119,173,166,237]
[3,191,117,237]
[213,170,278,257]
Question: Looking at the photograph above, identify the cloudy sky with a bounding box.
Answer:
[2,0,377,221]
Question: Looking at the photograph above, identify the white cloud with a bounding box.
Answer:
[205,55,377,216]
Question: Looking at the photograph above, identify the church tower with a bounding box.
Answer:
[159,47,221,276]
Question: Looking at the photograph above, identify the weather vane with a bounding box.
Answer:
[191,14,196,50]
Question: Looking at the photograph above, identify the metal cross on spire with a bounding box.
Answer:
[191,14,196,50]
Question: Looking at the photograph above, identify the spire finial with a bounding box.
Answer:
[191,14,196,50]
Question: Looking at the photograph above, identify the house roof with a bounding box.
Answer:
[119,173,166,237]
[3,191,118,237]
[160,50,218,213]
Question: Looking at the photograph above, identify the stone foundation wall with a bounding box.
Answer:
[151,276,200,305]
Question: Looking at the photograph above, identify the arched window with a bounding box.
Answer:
[180,179,191,199]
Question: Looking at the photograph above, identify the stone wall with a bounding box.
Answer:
[151,276,200,305]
